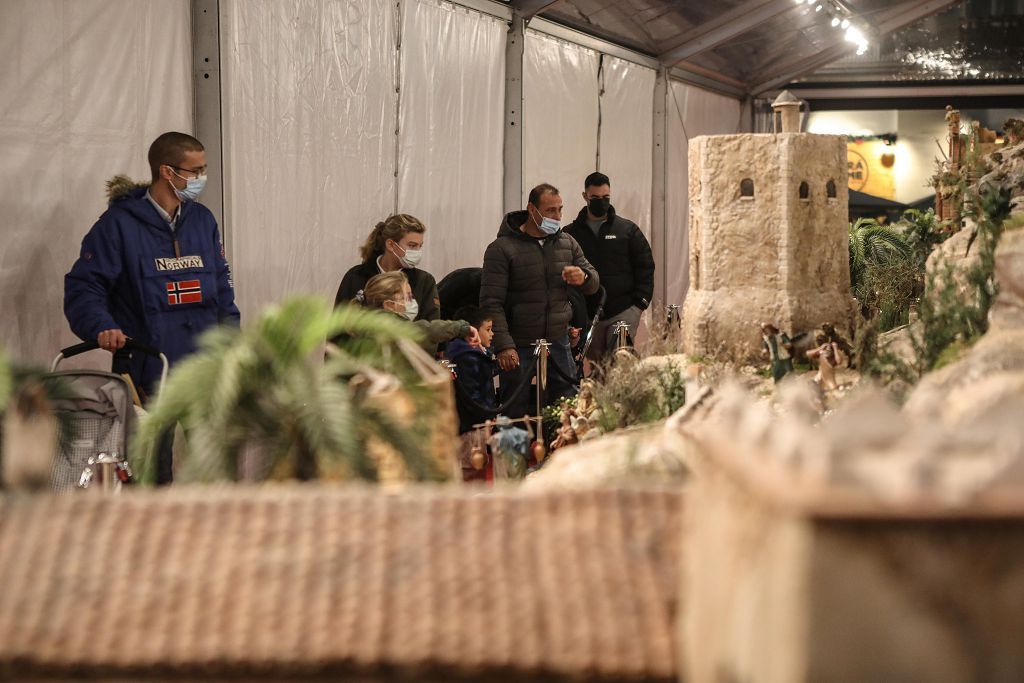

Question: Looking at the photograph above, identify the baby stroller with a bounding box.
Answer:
[45,339,168,493]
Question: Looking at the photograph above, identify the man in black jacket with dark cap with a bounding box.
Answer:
[565,171,655,359]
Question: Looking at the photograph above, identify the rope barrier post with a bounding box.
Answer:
[532,339,551,461]
[666,304,681,329]
[664,304,682,344]
[612,321,631,351]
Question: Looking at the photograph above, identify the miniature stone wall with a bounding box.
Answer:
[682,133,853,361]
[679,380,1024,683]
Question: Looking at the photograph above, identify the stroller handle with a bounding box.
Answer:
[58,338,163,360]
[51,339,170,398]
[576,286,607,364]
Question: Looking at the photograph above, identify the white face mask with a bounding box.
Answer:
[400,299,419,320]
[387,298,419,321]
[391,242,423,269]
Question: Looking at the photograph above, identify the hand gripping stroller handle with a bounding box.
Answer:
[58,338,163,360]
[51,339,171,405]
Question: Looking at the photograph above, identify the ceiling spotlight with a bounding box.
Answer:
[844,25,865,44]
[815,3,824,11]
[831,17,841,26]
[856,43,868,55]
[841,18,850,28]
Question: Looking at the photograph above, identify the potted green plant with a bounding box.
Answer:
[134,296,448,484]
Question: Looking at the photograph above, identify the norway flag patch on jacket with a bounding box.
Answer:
[167,280,203,305]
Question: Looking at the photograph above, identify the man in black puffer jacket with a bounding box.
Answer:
[480,183,600,419]
[565,172,655,359]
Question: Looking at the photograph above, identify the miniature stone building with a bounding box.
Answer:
[682,91,852,361]
[935,106,967,223]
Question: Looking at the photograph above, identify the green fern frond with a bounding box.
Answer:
[133,294,446,485]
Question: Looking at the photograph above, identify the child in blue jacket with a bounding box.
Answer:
[448,306,499,481]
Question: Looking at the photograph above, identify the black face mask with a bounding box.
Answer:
[588,197,610,217]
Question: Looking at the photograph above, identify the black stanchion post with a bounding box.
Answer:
[612,321,631,350]
[532,339,551,456]
[666,304,681,329]
[664,304,682,343]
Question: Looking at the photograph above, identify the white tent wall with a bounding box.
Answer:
[665,80,744,307]
[597,57,656,240]
[220,0,398,320]
[594,55,656,341]
[0,0,743,370]
[398,0,505,280]
[523,31,600,211]
[0,0,193,367]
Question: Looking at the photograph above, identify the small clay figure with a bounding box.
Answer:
[821,322,853,368]
[760,322,794,383]
[572,413,599,441]
[576,379,596,416]
[551,410,578,450]
[806,333,845,391]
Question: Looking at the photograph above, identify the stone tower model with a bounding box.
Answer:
[682,91,852,361]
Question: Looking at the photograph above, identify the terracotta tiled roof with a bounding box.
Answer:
[0,486,682,682]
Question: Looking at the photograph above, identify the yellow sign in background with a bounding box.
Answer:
[847,140,895,200]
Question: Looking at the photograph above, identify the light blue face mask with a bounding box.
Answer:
[531,207,560,235]
[170,170,208,202]
[538,217,561,235]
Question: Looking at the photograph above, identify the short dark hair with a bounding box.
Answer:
[148,132,204,181]
[527,183,559,208]
[453,305,491,329]
[584,172,610,189]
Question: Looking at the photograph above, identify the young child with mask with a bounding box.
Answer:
[360,271,478,353]
[447,306,499,482]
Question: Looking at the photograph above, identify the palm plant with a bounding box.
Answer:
[133,296,445,484]
[849,218,916,331]
[900,208,948,274]
[848,218,912,289]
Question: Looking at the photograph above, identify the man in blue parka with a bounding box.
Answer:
[64,131,240,404]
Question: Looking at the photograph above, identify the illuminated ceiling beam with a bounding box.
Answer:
[748,0,964,96]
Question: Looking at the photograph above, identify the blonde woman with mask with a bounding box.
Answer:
[334,214,440,321]
[360,272,478,353]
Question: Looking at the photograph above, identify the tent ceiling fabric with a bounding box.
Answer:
[522,0,999,95]
[803,0,1024,83]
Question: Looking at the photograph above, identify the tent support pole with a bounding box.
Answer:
[503,9,525,213]
[192,0,226,247]
[651,67,669,307]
